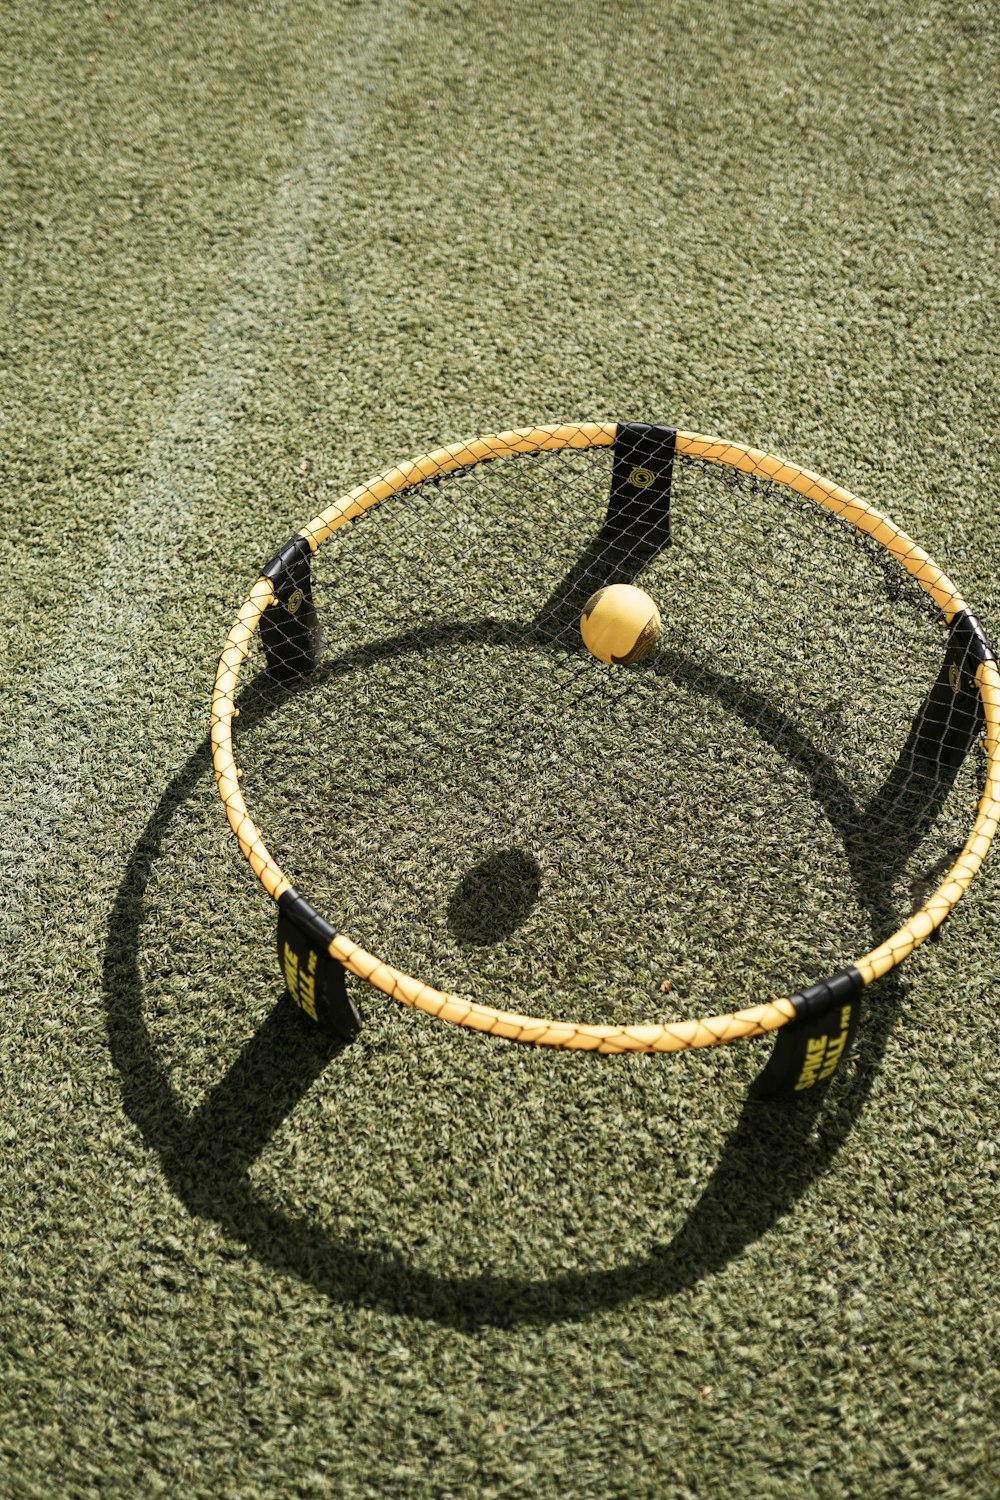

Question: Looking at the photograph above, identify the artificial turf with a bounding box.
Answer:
[2,2,998,1496]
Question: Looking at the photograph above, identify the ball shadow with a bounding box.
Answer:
[447,848,543,946]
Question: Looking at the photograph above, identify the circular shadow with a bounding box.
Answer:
[447,848,542,945]
[103,613,934,1328]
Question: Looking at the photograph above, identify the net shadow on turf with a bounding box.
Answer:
[102,616,954,1327]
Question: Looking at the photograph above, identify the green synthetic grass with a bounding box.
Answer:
[2,2,998,1497]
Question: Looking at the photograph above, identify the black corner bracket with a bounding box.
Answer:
[277,888,363,1042]
[603,422,676,554]
[904,607,993,773]
[750,966,864,1100]
[259,532,325,681]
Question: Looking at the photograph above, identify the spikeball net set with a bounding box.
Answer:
[212,424,999,1097]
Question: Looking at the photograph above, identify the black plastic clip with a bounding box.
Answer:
[750,966,863,1099]
[905,608,993,773]
[277,888,362,1041]
[259,533,325,681]
[603,423,676,553]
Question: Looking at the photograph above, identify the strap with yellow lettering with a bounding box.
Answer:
[750,968,863,1098]
[276,889,363,1040]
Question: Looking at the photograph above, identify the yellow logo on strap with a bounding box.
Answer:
[794,1004,853,1090]
[283,939,319,1021]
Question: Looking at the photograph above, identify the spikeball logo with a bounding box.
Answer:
[283,938,319,1022]
[794,1005,854,1090]
[628,465,656,489]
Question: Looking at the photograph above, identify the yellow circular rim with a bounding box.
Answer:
[212,425,1000,1053]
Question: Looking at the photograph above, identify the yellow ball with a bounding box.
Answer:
[580,584,661,665]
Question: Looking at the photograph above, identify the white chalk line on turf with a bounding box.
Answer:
[0,11,404,971]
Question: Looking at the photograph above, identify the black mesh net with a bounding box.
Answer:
[221,428,992,1040]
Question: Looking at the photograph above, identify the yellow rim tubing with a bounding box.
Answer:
[327,931,798,1054]
[675,432,969,620]
[302,423,617,550]
[856,655,1000,982]
[211,576,292,902]
[212,426,1000,1049]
